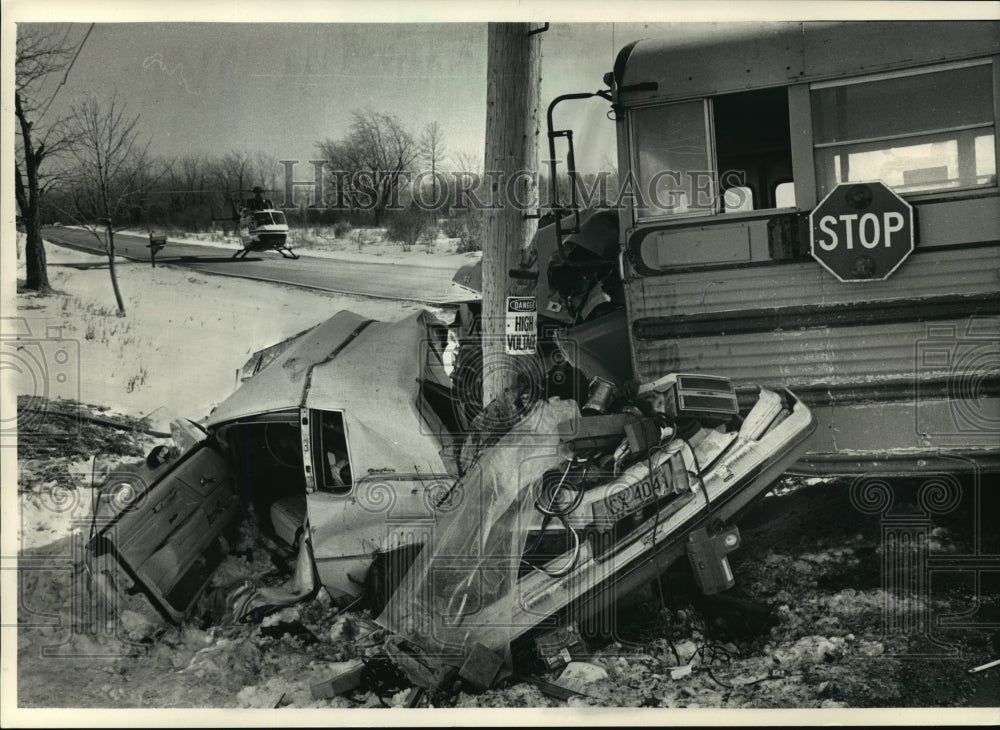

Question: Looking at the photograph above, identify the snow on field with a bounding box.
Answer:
[13,241,430,430]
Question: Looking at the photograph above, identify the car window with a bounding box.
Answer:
[316,410,352,492]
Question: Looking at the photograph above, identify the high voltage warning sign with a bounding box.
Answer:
[505,296,537,354]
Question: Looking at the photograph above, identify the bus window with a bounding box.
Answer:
[630,86,794,222]
[632,100,715,219]
[812,62,996,197]
[713,87,793,211]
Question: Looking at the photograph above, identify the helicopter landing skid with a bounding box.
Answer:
[276,247,299,260]
[231,248,251,259]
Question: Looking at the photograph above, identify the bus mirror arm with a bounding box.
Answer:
[546,90,614,262]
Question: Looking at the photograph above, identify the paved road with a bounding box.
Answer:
[41,227,469,305]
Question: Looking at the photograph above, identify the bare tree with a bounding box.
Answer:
[447,147,487,210]
[317,109,420,224]
[208,149,278,225]
[419,121,446,207]
[60,92,155,315]
[154,155,208,228]
[14,25,82,292]
[212,150,253,208]
[252,150,279,194]
[449,147,484,175]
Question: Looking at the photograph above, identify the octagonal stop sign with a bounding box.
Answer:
[810,181,914,282]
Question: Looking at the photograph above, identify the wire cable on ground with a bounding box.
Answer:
[359,653,410,706]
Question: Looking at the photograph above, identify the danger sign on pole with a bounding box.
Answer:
[810,181,914,282]
[505,296,537,354]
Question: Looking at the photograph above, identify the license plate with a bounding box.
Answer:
[592,462,671,526]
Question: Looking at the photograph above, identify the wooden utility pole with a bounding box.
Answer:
[481,23,543,407]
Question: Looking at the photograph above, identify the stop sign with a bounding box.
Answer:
[810,181,914,282]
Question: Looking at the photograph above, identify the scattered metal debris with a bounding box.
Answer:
[968,658,1000,674]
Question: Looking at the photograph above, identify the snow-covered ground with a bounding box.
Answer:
[12,241,432,429]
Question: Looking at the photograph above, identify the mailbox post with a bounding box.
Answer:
[148,231,167,268]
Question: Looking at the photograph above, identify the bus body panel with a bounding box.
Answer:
[617,22,1000,104]
[626,236,999,320]
[612,22,1000,474]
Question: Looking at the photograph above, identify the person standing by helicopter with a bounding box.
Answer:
[247,186,273,211]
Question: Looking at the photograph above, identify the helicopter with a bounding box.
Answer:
[215,186,298,260]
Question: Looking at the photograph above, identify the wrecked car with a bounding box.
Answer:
[85,306,815,687]
[87,309,462,624]
[378,375,815,685]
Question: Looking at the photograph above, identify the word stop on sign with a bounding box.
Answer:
[809,181,914,282]
[814,212,907,251]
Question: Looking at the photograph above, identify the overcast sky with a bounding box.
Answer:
[19,21,660,176]
[10,2,999,183]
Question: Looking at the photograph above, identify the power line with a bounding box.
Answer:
[38,23,95,121]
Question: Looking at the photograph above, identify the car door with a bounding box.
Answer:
[89,440,240,623]
[304,408,452,602]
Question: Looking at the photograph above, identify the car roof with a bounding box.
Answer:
[207,309,452,477]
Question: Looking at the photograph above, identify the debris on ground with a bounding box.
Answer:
[555,661,609,695]
[968,658,1000,674]
[310,659,365,699]
[16,470,1000,709]
[17,396,158,494]
[14,404,999,711]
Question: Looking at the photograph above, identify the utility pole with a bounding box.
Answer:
[480,22,544,410]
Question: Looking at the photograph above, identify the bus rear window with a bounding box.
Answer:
[812,62,997,196]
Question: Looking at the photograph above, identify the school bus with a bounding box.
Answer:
[546,21,999,475]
